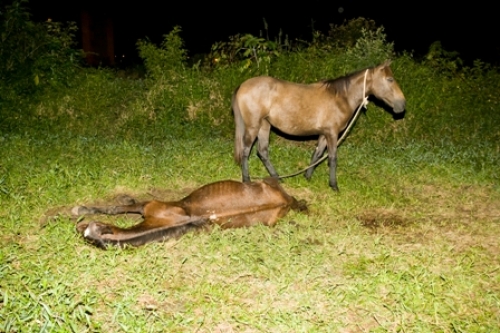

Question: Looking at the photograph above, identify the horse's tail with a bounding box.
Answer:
[232,85,245,165]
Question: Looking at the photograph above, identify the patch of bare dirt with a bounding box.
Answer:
[357,209,412,230]
[356,184,500,257]
[359,184,500,231]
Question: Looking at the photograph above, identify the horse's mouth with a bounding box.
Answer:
[393,100,406,113]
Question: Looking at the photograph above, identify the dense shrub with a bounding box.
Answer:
[0,0,82,105]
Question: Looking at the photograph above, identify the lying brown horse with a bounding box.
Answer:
[72,178,306,249]
[233,60,406,191]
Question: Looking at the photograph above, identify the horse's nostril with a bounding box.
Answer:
[393,100,406,112]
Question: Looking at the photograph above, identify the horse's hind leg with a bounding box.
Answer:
[72,203,145,216]
[305,135,327,180]
[257,121,279,178]
[241,127,260,182]
[325,134,339,191]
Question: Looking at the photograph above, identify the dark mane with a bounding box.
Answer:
[321,68,367,94]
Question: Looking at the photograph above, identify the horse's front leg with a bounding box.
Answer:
[325,134,339,191]
[305,135,327,180]
[257,122,279,179]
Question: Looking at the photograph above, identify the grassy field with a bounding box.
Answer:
[1,23,500,332]
[2,102,499,332]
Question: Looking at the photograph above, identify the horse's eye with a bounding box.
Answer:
[387,77,394,82]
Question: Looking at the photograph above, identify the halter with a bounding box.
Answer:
[361,69,369,109]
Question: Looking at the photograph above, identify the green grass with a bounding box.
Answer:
[1,36,500,331]
[1,120,499,332]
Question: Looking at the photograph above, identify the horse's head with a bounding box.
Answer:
[370,60,406,113]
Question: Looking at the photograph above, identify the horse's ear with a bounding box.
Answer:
[382,59,392,67]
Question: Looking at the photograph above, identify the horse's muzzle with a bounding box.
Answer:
[393,99,406,113]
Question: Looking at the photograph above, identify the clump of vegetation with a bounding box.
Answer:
[0,0,81,101]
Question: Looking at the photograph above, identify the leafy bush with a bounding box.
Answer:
[343,26,395,66]
[424,41,463,76]
[137,26,187,81]
[136,27,231,137]
[209,33,283,72]
[323,17,379,50]
[0,0,81,104]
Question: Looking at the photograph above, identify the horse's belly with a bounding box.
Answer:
[188,196,288,227]
[268,116,323,136]
[213,206,289,228]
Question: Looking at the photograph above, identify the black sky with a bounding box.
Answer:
[28,1,498,65]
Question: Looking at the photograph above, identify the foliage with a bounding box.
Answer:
[207,19,299,72]
[424,40,463,76]
[0,0,81,104]
[294,18,395,75]
[326,17,379,49]
[209,33,283,71]
[343,26,395,65]
[136,26,187,81]
[135,27,222,135]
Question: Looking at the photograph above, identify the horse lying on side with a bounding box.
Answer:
[72,178,307,249]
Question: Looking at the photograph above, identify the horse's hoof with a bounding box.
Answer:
[330,185,339,192]
[81,221,110,250]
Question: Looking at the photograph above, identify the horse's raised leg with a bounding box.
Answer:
[75,203,206,248]
[325,134,339,191]
[305,135,327,180]
[257,121,279,179]
[72,202,145,216]
[241,127,259,182]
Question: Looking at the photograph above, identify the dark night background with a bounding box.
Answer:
[27,1,498,66]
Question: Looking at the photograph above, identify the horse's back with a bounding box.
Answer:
[237,76,316,95]
[182,179,292,209]
[238,76,279,90]
[180,179,295,227]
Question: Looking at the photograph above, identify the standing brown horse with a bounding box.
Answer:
[72,178,306,249]
[233,60,406,191]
